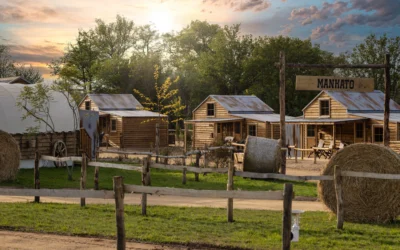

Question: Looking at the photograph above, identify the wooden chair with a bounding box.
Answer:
[324,141,335,159]
[308,140,324,158]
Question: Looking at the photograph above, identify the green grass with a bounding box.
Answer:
[0,203,399,249]
[0,166,317,197]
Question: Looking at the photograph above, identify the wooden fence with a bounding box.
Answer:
[6,152,399,250]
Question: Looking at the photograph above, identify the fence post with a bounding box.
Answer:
[113,176,125,250]
[146,155,152,186]
[80,153,87,207]
[313,148,317,164]
[94,166,99,190]
[141,157,149,215]
[227,158,234,222]
[155,123,160,163]
[334,165,344,229]
[294,149,298,163]
[182,156,187,185]
[204,144,208,168]
[195,151,200,182]
[282,183,293,250]
[34,151,40,203]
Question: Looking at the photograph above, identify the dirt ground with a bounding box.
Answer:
[0,230,210,250]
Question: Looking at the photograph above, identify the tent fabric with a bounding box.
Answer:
[0,84,77,134]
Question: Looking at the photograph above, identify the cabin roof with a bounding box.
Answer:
[302,90,400,113]
[193,95,274,114]
[351,113,400,123]
[0,76,33,85]
[232,113,293,123]
[185,118,244,123]
[101,110,167,118]
[82,94,143,110]
[0,84,77,134]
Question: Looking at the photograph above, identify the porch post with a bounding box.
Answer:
[363,121,366,143]
[353,122,356,144]
[184,123,188,153]
[333,124,336,147]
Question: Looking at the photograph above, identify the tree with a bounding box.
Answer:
[133,65,185,157]
[346,34,400,102]
[0,45,15,78]
[94,15,136,59]
[243,36,343,116]
[0,45,43,83]
[14,64,43,83]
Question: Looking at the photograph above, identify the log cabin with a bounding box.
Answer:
[185,95,295,149]
[287,90,400,153]
[0,79,79,168]
[78,94,168,150]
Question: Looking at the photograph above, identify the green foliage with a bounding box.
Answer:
[133,65,185,124]
[345,34,400,102]
[0,45,43,83]
[16,83,55,133]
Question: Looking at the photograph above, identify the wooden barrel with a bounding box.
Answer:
[243,136,281,173]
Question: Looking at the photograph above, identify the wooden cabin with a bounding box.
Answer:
[185,95,293,149]
[0,81,79,168]
[287,90,400,153]
[78,94,168,149]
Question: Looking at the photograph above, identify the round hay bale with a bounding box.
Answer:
[243,136,281,173]
[318,143,400,223]
[0,130,20,182]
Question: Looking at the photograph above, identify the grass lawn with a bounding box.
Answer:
[0,203,399,250]
[0,165,317,197]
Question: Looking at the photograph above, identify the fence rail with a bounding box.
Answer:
[0,188,114,199]
[124,185,285,200]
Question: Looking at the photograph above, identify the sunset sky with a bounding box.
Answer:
[1,0,399,79]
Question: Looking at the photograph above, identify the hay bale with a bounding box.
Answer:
[0,130,20,181]
[243,136,281,173]
[318,143,400,223]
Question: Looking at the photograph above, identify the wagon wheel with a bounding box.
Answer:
[53,140,67,166]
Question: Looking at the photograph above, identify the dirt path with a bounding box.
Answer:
[0,230,204,250]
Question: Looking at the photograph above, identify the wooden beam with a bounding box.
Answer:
[113,176,126,250]
[333,124,336,147]
[80,153,87,207]
[34,151,40,203]
[234,171,333,181]
[279,51,286,174]
[0,188,115,199]
[227,159,234,222]
[363,120,366,143]
[341,170,400,180]
[41,155,83,162]
[285,63,386,69]
[384,54,391,147]
[124,185,285,200]
[334,166,344,230]
[88,161,142,171]
[282,183,293,250]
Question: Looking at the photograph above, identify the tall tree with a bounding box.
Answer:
[94,15,136,59]
[243,36,343,116]
[14,64,43,83]
[346,34,400,102]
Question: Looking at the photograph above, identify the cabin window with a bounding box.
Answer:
[235,122,241,134]
[248,124,257,136]
[111,119,117,132]
[207,103,215,116]
[356,123,364,138]
[373,126,383,143]
[307,125,315,137]
[85,101,91,110]
[319,99,330,117]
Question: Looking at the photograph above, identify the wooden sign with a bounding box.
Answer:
[296,75,374,92]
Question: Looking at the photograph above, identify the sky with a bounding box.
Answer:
[0,0,399,79]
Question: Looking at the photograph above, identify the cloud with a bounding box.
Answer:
[279,24,294,36]
[291,0,400,39]
[9,44,64,64]
[203,0,271,12]
[290,2,348,26]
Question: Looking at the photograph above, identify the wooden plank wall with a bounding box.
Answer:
[193,123,214,149]
[12,131,78,160]
[304,92,348,119]
[78,96,99,111]
[108,115,123,147]
[122,117,168,149]
[193,97,235,120]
